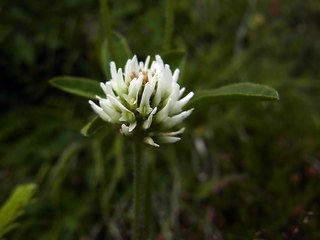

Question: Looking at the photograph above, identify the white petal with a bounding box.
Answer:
[129,122,137,132]
[125,58,131,73]
[108,95,129,112]
[120,122,136,134]
[169,83,180,102]
[179,87,185,97]
[121,124,130,135]
[100,82,115,98]
[131,55,139,73]
[128,75,143,105]
[119,110,135,123]
[89,100,111,122]
[110,61,117,79]
[161,65,173,98]
[143,107,157,129]
[144,56,150,71]
[172,69,180,83]
[99,99,121,123]
[124,59,132,83]
[162,128,185,136]
[170,91,194,114]
[158,136,181,143]
[155,55,164,67]
[153,64,172,106]
[163,109,193,128]
[137,80,155,116]
[110,62,126,94]
[178,91,194,108]
[150,61,156,72]
[152,80,162,107]
[154,98,172,123]
[143,137,160,147]
[139,61,143,70]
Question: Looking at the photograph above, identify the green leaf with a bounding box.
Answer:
[101,32,132,79]
[0,183,38,239]
[161,49,185,70]
[81,116,108,137]
[48,143,82,198]
[50,77,104,99]
[187,82,279,109]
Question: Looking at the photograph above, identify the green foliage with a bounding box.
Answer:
[101,32,132,79]
[161,49,186,70]
[187,82,279,110]
[0,184,37,239]
[50,77,103,99]
[1,0,320,239]
[81,116,108,136]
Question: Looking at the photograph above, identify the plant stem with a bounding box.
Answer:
[163,0,175,51]
[143,158,153,239]
[99,0,117,63]
[133,140,143,240]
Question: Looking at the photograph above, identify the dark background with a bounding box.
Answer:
[1,0,320,239]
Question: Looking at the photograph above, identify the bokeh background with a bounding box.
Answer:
[1,0,320,239]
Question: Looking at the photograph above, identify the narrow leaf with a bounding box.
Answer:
[161,49,185,70]
[81,116,108,137]
[186,82,279,109]
[48,143,82,197]
[50,77,104,99]
[0,183,37,238]
[101,32,132,79]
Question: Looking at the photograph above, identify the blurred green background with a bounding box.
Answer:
[1,0,320,239]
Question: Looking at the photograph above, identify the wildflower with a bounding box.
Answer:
[89,55,194,147]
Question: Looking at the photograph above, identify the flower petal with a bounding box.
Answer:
[158,136,181,144]
[89,100,111,122]
[144,55,150,71]
[162,128,185,136]
[100,82,115,98]
[172,69,180,83]
[162,109,194,128]
[127,75,143,106]
[154,98,172,123]
[143,137,160,147]
[170,91,194,114]
[137,80,156,116]
[143,107,157,129]
[121,124,130,135]
[129,122,137,132]
[99,99,121,123]
[110,62,126,94]
[107,94,129,112]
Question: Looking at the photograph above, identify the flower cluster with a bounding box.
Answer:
[89,55,193,147]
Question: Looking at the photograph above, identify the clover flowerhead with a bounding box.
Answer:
[89,55,194,147]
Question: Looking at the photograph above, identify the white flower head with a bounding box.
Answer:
[89,55,194,147]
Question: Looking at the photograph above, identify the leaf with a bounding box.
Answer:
[101,32,132,79]
[0,183,38,239]
[50,77,104,99]
[161,49,185,70]
[81,116,108,137]
[186,82,279,109]
[48,143,82,198]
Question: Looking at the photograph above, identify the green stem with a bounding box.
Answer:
[143,159,153,239]
[133,141,143,240]
[163,0,175,51]
[99,0,117,63]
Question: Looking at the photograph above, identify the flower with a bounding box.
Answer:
[89,55,194,147]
